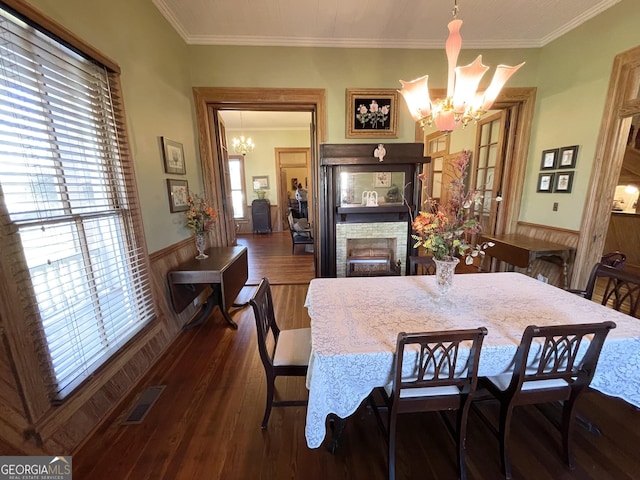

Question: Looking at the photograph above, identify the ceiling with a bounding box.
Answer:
[166,0,621,130]
[219,111,312,131]
[152,0,620,49]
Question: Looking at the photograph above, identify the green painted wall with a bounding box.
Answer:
[189,45,539,144]
[20,0,640,251]
[521,0,640,229]
[225,129,310,205]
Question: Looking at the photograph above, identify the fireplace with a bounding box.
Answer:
[337,223,408,277]
[318,143,429,277]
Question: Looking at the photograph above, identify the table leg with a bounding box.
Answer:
[182,287,240,330]
[220,310,239,329]
[182,294,216,330]
[327,414,346,454]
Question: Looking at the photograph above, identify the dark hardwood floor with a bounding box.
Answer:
[73,233,640,479]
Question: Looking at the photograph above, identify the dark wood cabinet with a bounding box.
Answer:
[252,199,271,233]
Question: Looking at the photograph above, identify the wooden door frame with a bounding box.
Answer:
[192,87,326,248]
[574,45,640,287]
[415,87,537,236]
[276,147,311,228]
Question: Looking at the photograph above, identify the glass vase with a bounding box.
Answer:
[195,232,208,260]
[433,256,459,301]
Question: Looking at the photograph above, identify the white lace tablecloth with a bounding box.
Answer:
[303,272,640,449]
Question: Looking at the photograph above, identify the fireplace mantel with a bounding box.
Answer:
[318,143,429,277]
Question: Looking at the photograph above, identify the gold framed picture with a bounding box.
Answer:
[346,88,399,139]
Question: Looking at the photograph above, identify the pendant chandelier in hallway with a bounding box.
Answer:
[232,112,255,156]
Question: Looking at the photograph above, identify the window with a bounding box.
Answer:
[0,6,154,400]
[228,155,247,218]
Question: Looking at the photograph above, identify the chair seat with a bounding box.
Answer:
[486,373,569,392]
[274,327,311,366]
[384,383,461,398]
[293,233,313,243]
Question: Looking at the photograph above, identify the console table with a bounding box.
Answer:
[481,233,574,289]
[167,245,248,329]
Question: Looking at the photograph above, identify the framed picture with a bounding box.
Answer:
[375,172,391,187]
[537,173,555,193]
[558,145,579,169]
[166,179,189,212]
[554,171,574,193]
[162,137,186,175]
[540,148,559,170]
[291,177,298,190]
[346,88,399,139]
[252,175,269,190]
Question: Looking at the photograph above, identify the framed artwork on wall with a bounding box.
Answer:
[554,171,574,193]
[346,88,399,139]
[558,145,579,169]
[162,137,186,175]
[540,148,559,170]
[252,175,269,190]
[537,173,555,193]
[166,179,189,212]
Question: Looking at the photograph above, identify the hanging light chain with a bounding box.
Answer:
[452,0,459,19]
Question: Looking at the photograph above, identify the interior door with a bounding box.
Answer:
[472,111,507,235]
[216,113,237,245]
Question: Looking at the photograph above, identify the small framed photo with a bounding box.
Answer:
[558,145,578,169]
[537,173,555,193]
[554,171,574,193]
[375,172,391,187]
[162,137,186,175]
[346,88,399,139]
[540,148,559,170]
[166,179,189,212]
[252,175,270,190]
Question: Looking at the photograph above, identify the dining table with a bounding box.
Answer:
[303,272,640,449]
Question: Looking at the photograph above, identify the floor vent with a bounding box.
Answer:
[122,385,166,425]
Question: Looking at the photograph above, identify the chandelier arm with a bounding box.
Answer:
[399,0,524,134]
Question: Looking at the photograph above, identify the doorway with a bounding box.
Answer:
[574,45,640,286]
[415,88,537,239]
[276,147,311,228]
[192,87,325,273]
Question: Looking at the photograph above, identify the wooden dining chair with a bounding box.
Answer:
[287,211,314,254]
[475,321,616,479]
[249,277,311,428]
[372,327,487,480]
[408,255,436,275]
[576,263,640,317]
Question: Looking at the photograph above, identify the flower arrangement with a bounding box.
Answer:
[412,150,493,264]
[185,193,217,234]
[356,100,391,129]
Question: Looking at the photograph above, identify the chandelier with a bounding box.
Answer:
[232,112,255,156]
[399,0,524,133]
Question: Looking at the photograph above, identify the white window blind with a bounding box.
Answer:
[0,7,155,400]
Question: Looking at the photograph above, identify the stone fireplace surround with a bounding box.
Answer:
[336,222,408,277]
